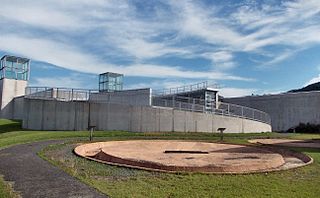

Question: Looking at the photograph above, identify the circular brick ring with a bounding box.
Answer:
[74,140,312,174]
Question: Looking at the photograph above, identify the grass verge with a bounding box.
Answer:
[0,176,19,198]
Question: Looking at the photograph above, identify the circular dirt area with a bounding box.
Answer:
[74,140,312,173]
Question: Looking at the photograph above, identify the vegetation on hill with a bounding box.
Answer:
[289,82,320,93]
[288,123,320,133]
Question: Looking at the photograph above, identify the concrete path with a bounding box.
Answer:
[0,141,107,198]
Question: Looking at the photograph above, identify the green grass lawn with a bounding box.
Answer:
[39,138,320,198]
[1,119,320,198]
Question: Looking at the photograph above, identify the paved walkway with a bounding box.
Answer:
[0,141,107,198]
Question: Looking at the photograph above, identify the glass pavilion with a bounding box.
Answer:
[99,72,123,92]
[0,55,30,81]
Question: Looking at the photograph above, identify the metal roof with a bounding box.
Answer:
[1,55,30,64]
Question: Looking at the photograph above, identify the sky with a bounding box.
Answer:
[1,0,320,97]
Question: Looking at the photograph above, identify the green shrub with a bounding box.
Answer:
[290,123,320,133]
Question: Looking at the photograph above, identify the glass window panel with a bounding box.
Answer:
[17,73,23,80]
[5,71,14,79]
[6,61,12,67]
[13,62,18,69]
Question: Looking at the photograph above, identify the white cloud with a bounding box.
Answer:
[202,51,236,70]
[115,38,190,59]
[0,35,105,73]
[172,1,244,49]
[172,0,320,59]
[31,76,88,88]
[0,34,252,81]
[122,64,253,81]
[235,1,320,52]
[210,51,233,63]
[0,0,320,87]
[0,5,82,30]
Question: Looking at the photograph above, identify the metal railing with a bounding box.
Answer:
[152,97,271,124]
[25,87,99,101]
[154,81,219,96]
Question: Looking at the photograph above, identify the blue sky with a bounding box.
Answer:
[1,0,320,97]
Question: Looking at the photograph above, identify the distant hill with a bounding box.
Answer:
[289,82,320,93]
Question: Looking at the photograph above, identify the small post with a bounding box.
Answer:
[241,106,244,117]
[71,89,74,101]
[88,125,96,141]
[217,127,226,142]
[172,96,175,108]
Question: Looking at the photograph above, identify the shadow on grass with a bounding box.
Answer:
[289,147,320,154]
[0,120,23,133]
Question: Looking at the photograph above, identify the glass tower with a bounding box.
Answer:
[0,55,30,81]
[99,72,123,92]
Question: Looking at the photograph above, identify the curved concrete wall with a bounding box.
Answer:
[22,98,271,133]
[224,91,320,132]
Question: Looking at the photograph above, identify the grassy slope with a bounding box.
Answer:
[1,119,320,197]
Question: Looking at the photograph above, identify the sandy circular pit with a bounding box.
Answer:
[74,140,312,173]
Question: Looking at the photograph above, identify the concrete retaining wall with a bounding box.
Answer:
[224,91,320,132]
[12,96,25,120]
[23,98,271,133]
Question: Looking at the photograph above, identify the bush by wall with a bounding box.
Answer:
[288,123,320,133]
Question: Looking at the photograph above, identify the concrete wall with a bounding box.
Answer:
[89,88,152,106]
[0,78,27,119]
[23,98,271,133]
[224,91,320,132]
[23,99,89,130]
[12,96,25,120]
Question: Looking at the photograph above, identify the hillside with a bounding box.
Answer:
[289,82,320,93]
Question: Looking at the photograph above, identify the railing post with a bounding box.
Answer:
[172,96,175,108]
[71,89,74,101]
[192,98,195,112]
